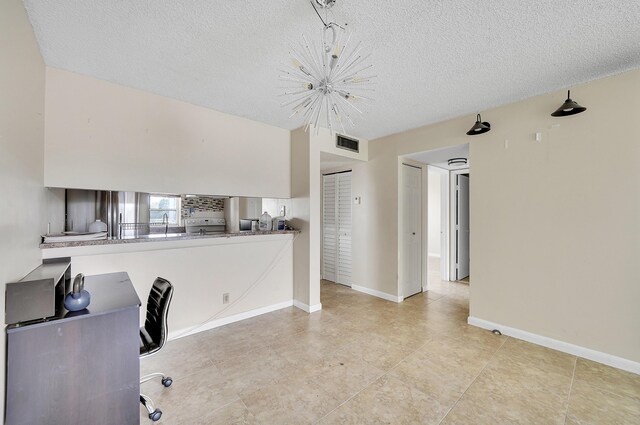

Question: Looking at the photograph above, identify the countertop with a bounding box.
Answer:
[40,229,300,249]
[7,271,140,331]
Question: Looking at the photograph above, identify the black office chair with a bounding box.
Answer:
[139,277,174,422]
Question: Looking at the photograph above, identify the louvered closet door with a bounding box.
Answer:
[322,174,337,283]
[336,172,352,286]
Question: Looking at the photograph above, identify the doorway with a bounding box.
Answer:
[401,143,470,292]
[450,169,470,282]
[427,166,449,285]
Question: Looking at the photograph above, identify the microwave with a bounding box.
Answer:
[239,219,257,231]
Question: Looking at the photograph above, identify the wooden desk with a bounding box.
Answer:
[5,272,141,425]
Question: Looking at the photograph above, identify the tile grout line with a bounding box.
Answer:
[437,335,509,425]
[311,372,386,424]
[563,356,578,425]
[312,337,434,424]
[312,279,467,424]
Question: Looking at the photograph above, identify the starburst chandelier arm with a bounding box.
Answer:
[279,91,316,105]
[280,66,320,85]
[288,55,322,83]
[333,53,370,83]
[278,73,316,87]
[280,91,313,100]
[333,51,371,81]
[334,91,364,114]
[334,101,356,127]
[335,63,374,86]
[310,90,325,130]
[332,39,362,72]
[340,73,377,84]
[325,96,332,134]
[303,94,322,121]
[328,100,345,134]
[303,97,322,131]
[314,36,327,72]
[306,94,324,131]
[288,95,316,117]
[334,31,353,63]
[301,36,324,77]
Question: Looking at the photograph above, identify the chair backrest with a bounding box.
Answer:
[143,277,174,351]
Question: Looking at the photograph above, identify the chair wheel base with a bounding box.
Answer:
[162,377,173,387]
[149,409,162,421]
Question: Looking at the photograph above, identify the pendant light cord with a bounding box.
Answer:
[311,2,329,27]
[310,1,345,31]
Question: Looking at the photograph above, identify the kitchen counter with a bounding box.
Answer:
[40,229,299,249]
[40,230,300,259]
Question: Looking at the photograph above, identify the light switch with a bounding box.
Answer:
[354,196,361,205]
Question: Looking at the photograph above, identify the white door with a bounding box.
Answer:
[336,172,352,286]
[402,164,422,298]
[322,172,352,286]
[322,174,337,282]
[456,174,470,280]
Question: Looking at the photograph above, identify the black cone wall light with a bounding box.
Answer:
[551,90,587,117]
[466,114,491,135]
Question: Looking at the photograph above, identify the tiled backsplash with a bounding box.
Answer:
[181,195,225,218]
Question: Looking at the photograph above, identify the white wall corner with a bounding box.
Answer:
[352,284,404,303]
[293,300,323,313]
[468,317,640,375]
[167,300,294,341]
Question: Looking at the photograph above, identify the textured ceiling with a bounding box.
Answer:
[24,0,640,140]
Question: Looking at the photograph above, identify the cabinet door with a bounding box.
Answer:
[6,307,140,425]
[336,172,352,286]
[322,174,337,283]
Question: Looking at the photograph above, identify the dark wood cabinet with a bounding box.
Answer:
[5,272,141,425]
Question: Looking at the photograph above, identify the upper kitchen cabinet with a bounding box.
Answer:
[43,68,291,199]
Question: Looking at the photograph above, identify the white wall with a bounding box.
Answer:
[290,128,313,308]
[44,68,291,198]
[0,0,48,415]
[262,198,293,221]
[427,170,441,257]
[360,69,640,364]
[239,197,262,220]
[66,236,294,337]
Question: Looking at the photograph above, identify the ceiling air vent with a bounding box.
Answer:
[336,134,359,153]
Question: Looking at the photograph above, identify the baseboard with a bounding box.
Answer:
[352,284,403,303]
[293,300,323,313]
[468,316,640,375]
[168,300,294,340]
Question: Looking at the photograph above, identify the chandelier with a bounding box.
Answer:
[280,0,375,135]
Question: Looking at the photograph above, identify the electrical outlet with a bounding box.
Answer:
[279,205,286,217]
[223,293,230,304]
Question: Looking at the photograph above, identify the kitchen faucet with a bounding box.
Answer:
[162,213,168,235]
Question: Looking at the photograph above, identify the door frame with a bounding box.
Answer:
[449,168,470,281]
[398,159,427,300]
[427,165,450,283]
[321,169,353,285]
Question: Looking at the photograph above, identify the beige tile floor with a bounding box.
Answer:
[140,276,640,424]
